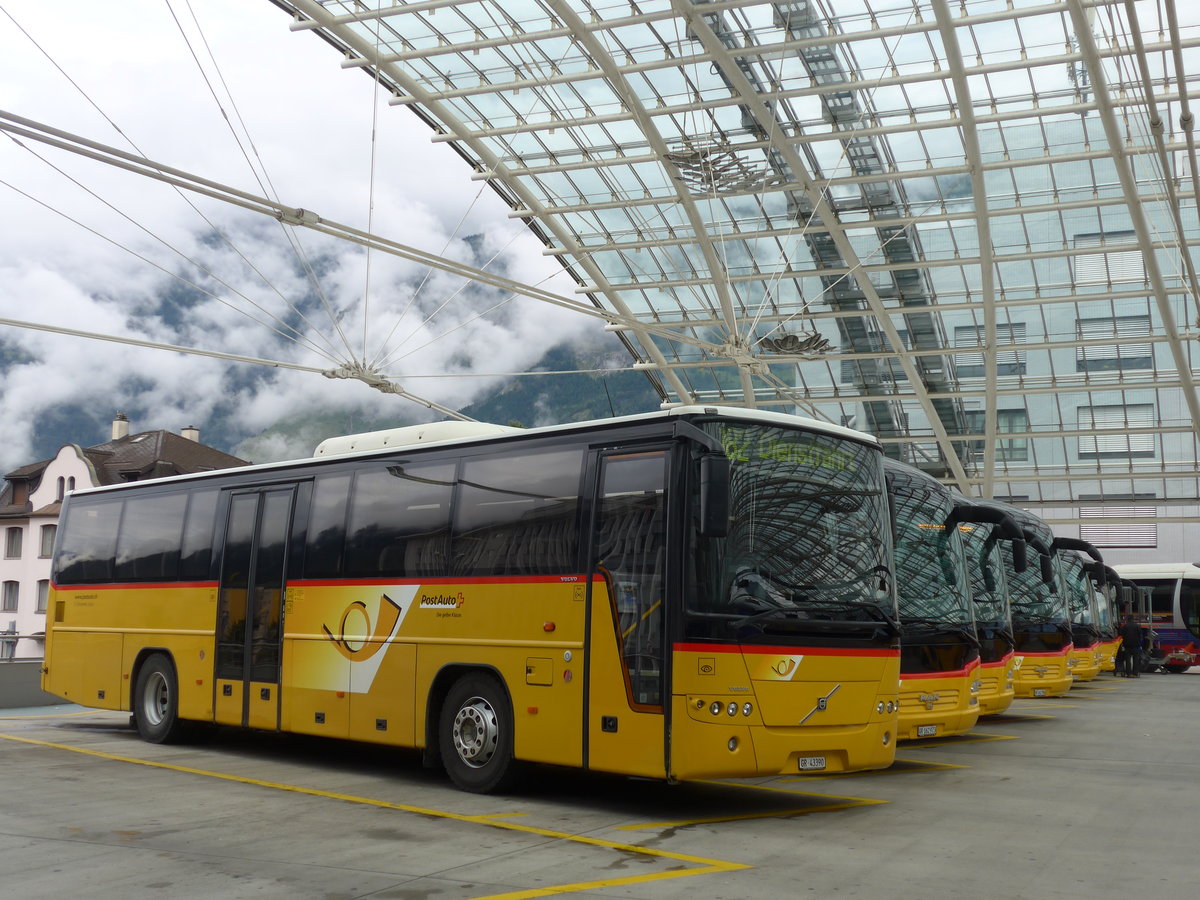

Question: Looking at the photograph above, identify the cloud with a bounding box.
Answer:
[0,0,595,472]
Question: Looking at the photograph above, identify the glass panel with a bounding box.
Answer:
[595,452,668,707]
[687,422,893,644]
[180,490,219,580]
[55,499,123,584]
[249,492,291,683]
[305,473,351,577]
[216,495,257,681]
[40,525,56,558]
[344,461,454,577]
[113,493,187,581]
[451,447,583,576]
[1180,579,1200,641]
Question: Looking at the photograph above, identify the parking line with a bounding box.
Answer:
[0,732,750,899]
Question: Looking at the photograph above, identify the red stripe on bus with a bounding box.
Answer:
[50,581,218,591]
[673,642,898,658]
[292,574,589,588]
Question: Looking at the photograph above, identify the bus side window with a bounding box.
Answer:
[180,489,219,580]
[305,473,352,577]
[113,493,187,581]
[451,447,583,577]
[595,452,667,708]
[344,461,455,578]
[55,499,124,584]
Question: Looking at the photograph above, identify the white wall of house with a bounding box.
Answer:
[1,446,95,659]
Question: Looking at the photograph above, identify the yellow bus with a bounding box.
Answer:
[953,500,1028,716]
[884,460,992,741]
[1052,539,1104,683]
[44,407,901,791]
[990,506,1074,698]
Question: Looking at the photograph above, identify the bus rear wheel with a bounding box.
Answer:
[133,654,190,744]
[439,672,519,793]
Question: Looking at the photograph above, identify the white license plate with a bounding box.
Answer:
[798,756,827,771]
[1033,689,1047,697]
[916,724,937,737]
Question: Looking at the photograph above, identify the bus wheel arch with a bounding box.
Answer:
[131,651,190,744]
[432,667,521,793]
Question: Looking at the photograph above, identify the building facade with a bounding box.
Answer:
[0,414,247,659]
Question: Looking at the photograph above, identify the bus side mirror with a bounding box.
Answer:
[1040,554,1056,589]
[1012,539,1027,574]
[699,454,730,538]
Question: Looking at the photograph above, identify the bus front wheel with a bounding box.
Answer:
[133,654,189,744]
[439,673,519,793]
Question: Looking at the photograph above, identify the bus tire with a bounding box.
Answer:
[133,653,190,744]
[439,672,520,793]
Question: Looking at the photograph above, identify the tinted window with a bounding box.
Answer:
[180,489,219,580]
[1181,579,1200,640]
[305,473,351,577]
[55,499,124,584]
[345,461,455,577]
[113,493,187,581]
[451,447,583,576]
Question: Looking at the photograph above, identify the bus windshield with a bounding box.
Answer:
[887,467,973,632]
[1060,554,1098,627]
[959,523,1009,628]
[687,422,894,642]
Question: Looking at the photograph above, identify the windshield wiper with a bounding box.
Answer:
[900,617,980,648]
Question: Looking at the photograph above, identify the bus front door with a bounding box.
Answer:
[586,450,669,778]
[214,487,296,730]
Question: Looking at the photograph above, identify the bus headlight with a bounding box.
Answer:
[877,701,885,714]
[710,701,722,716]
[728,737,739,751]
[887,700,897,714]
[742,703,753,716]
[970,680,982,693]
[727,702,738,717]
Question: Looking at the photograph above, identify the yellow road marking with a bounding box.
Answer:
[0,732,749,899]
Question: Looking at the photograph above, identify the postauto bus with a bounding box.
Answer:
[884,460,993,741]
[953,499,1028,716]
[1111,563,1200,673]
[44,407,902,791]
[976,502,1075,698]
[1086,564,1123,673]
[1052,539,1104,682]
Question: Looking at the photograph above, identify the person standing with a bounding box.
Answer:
[1119,614,1143,677]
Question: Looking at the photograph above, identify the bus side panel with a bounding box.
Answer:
[122,635,216,722]
[43,630,123,710]
[413,580,586,768]
[349,642,417,746]
[585,578,666,778]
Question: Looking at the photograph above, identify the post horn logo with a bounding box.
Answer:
[323,594,403,662]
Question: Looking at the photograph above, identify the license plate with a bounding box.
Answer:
[917,724,937,737]
[798,756,826,771]
[1033,688,1047,697]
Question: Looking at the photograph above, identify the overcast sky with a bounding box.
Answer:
[0,0,596,470]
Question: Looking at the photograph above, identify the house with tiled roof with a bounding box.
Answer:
[0,414,248,659]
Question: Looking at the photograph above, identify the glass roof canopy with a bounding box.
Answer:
[270,0,1200,509]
